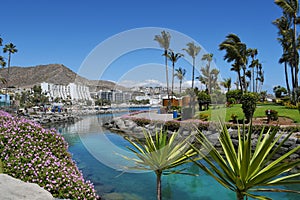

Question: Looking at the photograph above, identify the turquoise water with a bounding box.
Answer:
[54,114,300,200]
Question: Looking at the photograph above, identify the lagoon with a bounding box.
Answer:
[53,114,299,200]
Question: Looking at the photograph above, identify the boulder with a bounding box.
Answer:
[0,174,54,200]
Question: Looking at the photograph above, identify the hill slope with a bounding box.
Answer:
[0,64,126,91]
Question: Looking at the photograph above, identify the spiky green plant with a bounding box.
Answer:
[123,129,198,200]
[192,124,300,200]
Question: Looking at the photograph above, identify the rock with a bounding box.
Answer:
[0,174,54,200]
[102,192,142,200]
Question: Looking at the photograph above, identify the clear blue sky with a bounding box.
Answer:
[0,0,287,93]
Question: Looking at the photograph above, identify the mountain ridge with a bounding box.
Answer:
[0,64,127,92]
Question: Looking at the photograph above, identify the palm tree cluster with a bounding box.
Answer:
[274,0,300,104]
[0,35,18,87]
[155,31,221,98]
[197,53,220,94]
[219,34,264,94]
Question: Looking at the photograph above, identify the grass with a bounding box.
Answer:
[195,103,300,123]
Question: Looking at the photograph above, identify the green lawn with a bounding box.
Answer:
[195,103,300,123]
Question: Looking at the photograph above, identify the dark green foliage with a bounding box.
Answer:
[131,118,151,126]
[226,89,242,103]
[265,109,279,121]
[273,85,287,98]
[163,120,180,132]
[240,92,259,122]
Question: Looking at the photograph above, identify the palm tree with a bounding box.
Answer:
[175,67,186,94]
[123,129,197,200]
[192,124,300,200]
[168,50,183,96]
[183,42,201,89]
[273,15,292,96]
[198,63,220,94]
[248,48,258,92]
[201,53,214,93]
[275,0,299,101]
[219,34,248,93]
[221,77,232,92]
[154,31,171,98]
[3,43,18,85]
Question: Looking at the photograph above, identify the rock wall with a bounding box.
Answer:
[104,117,300,171]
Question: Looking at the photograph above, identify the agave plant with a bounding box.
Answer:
[123,129,198,200]
[192,124,300,200]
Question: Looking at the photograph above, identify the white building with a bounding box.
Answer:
[97,90,131,103]
[41,82,92,102]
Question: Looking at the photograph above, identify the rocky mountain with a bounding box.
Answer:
[0,64,127,92]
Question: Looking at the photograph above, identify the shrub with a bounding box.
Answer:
[226,90,242,103]
[265,109,278,121]
[0,111,98,199]
[163,120,181,132]
[198,113,209,121]
[284,102,299,109]
[240,92,259,122]
[230,114,238,122]
[131,117,151,126]
[227,97,236,104]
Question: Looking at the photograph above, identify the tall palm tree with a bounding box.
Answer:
[201,53,214,93]
[273,15,292,96]
[275,0,299,100]
[0,56,6,85]
[192,124,300,200]
[3,43,18,85]
[123,129,197,200]
[168,50,183,96]
[154,31,171,98]
[221,77,232,92]
[198,63,219,94]
[219,34,248,93]
[248,48,258,92]
[183,42,201,89]
[175,67,186,94]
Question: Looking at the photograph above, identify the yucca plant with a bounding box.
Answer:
[192,123,300,200]
[123,129,198,200]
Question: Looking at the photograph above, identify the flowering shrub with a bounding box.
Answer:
[0,110,99,199]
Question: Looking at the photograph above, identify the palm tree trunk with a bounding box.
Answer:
[237,70,243,93]
[192,58,195,89]
[243,67,247,93]
[284,62,291,96]
[255,66,259,93]
[179,80,182,94]
[236,191,244,200]
[164,50,170,110]
[172,62,175,97]
[293,15,299,89]
[252,67,254,92]
[156,171,162,200]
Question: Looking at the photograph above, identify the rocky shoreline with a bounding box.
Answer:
[104,116,300,171]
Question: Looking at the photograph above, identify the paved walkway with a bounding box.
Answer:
[133,111,173,121]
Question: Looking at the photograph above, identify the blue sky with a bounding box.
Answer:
[0,0,287,93]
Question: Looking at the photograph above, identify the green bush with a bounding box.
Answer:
[198,113,209,121]
[241,92,259,122]
[226,90,242,103]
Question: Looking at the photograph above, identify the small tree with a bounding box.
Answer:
[240,92,258,122]
[123,129,197,200]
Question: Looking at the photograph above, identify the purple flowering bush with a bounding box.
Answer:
[0,110,99,199]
